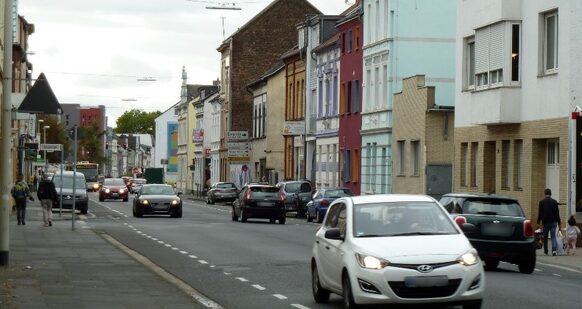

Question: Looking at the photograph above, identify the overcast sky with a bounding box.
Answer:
[19,0,348,127]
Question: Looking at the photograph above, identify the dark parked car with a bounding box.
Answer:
[130,178,147,193]
[133,184,182,218]
[232,184,286,224]
[306,187,354,223]
[99,178,129,202]
[439,192,536,274]
[206,182,238,204]
[276,180,313,217]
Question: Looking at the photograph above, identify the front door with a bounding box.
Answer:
[546,140,560,202]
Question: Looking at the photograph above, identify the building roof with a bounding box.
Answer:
[336,1,362,27]
[17,72,62,114]
[312,32,340,54]
[218,0,321,47]
[247,61,286,89]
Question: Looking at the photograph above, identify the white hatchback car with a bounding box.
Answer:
[311,194,484,309]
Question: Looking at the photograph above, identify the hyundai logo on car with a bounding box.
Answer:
[417,265,433,273]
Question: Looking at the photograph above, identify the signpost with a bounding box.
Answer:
[227,131,250,161]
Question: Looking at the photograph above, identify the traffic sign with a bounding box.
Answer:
[40,144,63,151]
[227,131,248,141]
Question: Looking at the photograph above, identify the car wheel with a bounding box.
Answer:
[231,208,238,221]
[123,198,128,202]
[316,211,323,223]
[311,263,330,303]
[99,197,104,202]
[209,197,215,205]
[306,210,313,222]
[206,196,211,204]
[342,273,359,309]
[81,208,88,215]
[463,299,483,309]
[172,211,182,218]
[132,208,136,217]
[279,217,286,224]
[483,258,499,271]
[518,255,536,274]
[240,209,247,222]
[136,211,143,218]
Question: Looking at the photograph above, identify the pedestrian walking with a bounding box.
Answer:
[37,173,57,227]
[537,188,562,256]
[11,174,34,225]
[565,216,581,255]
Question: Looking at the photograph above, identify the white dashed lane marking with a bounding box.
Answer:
[252,284,266,291]
[189,255,198,259]
[198,260,209,264]
[291,304,311,309]
[273,294,287,300]
[236,277,249,282]
[179,251,188,255]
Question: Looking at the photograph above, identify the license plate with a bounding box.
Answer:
[257,202,274,207]
[481,223,514,237]
[404,276,448,288]
[112,193,118,197]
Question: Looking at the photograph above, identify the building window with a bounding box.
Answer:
[348,29,353,53]
[490,69,503,86]
[366,143,371,191]
[513,140,523,190]
[466,38,475,89]
[342,33,346,54]
[344,150,351,181]
[511,24,520,82]
[380,147,386,194]
[352,149,359,183]
[543,10,558,73]
[397,140,405,176]
[354,80,360,113]
[333,74,339,115]
[340,83,346,114]
[501,140,511,189]
[411,140,420,176]
[476,72,488,88]
[355,26,360,50]
[347,81,352,113]
[460,143,468,187]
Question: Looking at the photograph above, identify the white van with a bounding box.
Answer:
[51,171,89,214]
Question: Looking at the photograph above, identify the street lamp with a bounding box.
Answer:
[43,125,50,171]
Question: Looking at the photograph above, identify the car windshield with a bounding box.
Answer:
[104,178,126,186]
[141,185,175,195]
[462,199,524,217]
[285,182,311,193]
[353,202,458,238]
[133,179,147,184]
[52,176,86,189]
[324,189,353,198]
[250,186,279,198]
[217,183,236,189]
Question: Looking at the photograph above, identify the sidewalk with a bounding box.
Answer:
[535,245,582,273]
[0,200,204,309]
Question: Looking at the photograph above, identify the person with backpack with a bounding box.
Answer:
[11,174,34,225]
[37,173,58,227]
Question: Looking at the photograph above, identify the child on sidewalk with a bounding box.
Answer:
[566,216,581,255]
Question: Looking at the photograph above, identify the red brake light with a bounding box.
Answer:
[523,219,534,238]
[320,199,330,207]
[455,216,467,228]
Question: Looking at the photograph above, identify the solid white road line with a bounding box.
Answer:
[537,262,582,274]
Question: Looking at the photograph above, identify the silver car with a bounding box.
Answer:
[51,171,89,214]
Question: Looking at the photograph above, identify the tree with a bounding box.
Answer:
[78,122,107,166]
[114,109,161,136]
[41,115,71,164]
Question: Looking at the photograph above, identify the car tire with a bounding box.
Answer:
[240,209,247,222]
[231,208,238,221]
[123,198,128,202]
[136,211,143,218]
[279,217,286,224]
[306,210,313,222]
[518,255,536,274]
[311,263,330,303]
[172,211,182,218]
[270,218,276,223]
[463,299,483,309]
[342,273,359,309]
[316,210,323,224]
[206,196,211,204]
[81,208,88,215]
[209,197,215,205]
[483,258,499,271]
[99,197,104,202]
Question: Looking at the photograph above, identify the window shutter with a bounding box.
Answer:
[489,22,505,70]
[475,27,489,74]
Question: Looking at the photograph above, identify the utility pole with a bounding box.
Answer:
[1,0,14,266]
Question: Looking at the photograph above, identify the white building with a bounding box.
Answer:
[154,104,180,183]
[210,93,222,186]
[455,0,582,220]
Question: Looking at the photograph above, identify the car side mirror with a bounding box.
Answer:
[177,191,183,196]
[461,223,478,234]
[324,228,344,241]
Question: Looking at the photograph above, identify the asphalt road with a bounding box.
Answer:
[85,194,581,309]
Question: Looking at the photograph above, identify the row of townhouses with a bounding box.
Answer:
[153,0,582,223]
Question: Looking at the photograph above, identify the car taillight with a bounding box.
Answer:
[523,219,534,238]
[455,216,467,228]
[245,190,252,202]
[279,191,285,202]
[320,199,330,207]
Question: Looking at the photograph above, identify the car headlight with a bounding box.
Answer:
[355,253,390,270]
[119,189,125,194]
[171,199,180,205]
[93,184,99,189]
[458,249,480,266]
[105,189,110,193]
[141,199,149,205]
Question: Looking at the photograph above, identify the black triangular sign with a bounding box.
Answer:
[17,72,62,114]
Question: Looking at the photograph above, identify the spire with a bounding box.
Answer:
[181,66,188,102]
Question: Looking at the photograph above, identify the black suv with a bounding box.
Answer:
[439,193,536,274]
[276,180,313,217]
[232,184,286,224]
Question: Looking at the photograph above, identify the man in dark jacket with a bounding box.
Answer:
[37,174,58,227]
[538,188,561,255]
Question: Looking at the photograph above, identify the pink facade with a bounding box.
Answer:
[338,10,363,195]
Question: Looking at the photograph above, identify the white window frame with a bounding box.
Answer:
[397,140,405,176]
[543,10,559,74]
[476,72,488,90]
[411,140,420,176]
[465,37,475,90]
[489,69,503,87]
